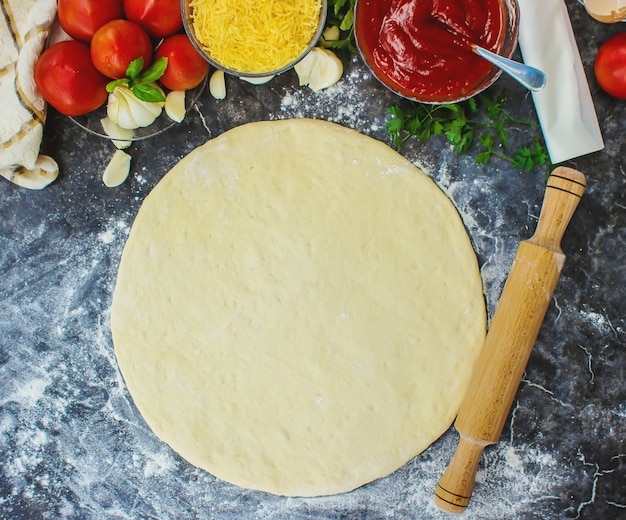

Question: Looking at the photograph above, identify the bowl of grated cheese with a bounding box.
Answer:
[182,0,327,78]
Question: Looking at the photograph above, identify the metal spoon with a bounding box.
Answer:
[472,44,547,92]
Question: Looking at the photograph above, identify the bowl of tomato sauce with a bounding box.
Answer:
[355,0,520,103]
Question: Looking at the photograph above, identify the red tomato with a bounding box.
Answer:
[123,0,183,39]
[57,0,124,43]
[34,40,109,116]
[154,34,209,91]
[594,32,626,99]
[90,20,153,79]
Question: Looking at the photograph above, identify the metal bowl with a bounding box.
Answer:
[182,0,327,78]
[354,0,520,104]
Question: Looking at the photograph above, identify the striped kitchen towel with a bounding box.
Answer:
[1,0,58,189]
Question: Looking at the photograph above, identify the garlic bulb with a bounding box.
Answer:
[107,84,165,130]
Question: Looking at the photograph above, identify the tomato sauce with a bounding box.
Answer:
[356,0,506,101]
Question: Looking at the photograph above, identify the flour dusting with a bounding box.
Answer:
[276,57,386,134]
[2,53,621,518]
[1,205,574,519]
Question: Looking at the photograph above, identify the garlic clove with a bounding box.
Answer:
[127,90,164,127]
[102,149,131,188]
[165,90,186,122]
[320,25,341,48]
[295,51,319,87]
[209,69,227,99]
[106,93,123,126]
[115,104,139,130]
[127,103,157,128]
[108,88,138,129]
[101,117,133,149]
[295,48,343,92]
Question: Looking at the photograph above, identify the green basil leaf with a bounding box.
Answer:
[132,83,166,103]
[126,57,145,81]
[139,57,169,83]
[106,78,128,93]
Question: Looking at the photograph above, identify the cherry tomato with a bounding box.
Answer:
[34,40,109,116]
[90,19,153,79]
[594,32,626,99]
[57,0,124,43]
[123,0,183,39]
[154,34,209,91]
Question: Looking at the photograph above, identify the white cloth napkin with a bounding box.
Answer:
[517,0,604,164]
[0,0,58,189]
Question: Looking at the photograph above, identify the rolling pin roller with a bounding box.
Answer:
[434,166,587,513]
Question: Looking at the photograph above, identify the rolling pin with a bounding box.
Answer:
[433,166,586,513]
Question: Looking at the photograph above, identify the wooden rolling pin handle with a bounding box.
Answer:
[433,166,586,514]
[434,437,487,513]
[531,166,587,250]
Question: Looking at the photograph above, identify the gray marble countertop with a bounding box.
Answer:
[1,2,624,519]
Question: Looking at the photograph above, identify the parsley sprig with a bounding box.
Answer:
[325,0,357,60]
[386,91,548,171]
[106,57,169,103]
[321,7,546,171]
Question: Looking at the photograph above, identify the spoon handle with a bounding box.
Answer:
[472,45,547,91]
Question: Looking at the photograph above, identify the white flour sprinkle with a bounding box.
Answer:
[3,70,616,517]
[3,186,581,519]
[276,58,384,133]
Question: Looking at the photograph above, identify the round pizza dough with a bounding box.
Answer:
[111,119,486,497]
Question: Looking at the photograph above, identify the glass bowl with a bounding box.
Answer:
[181,0,327,78]
[354,0,520,104]
[69,74,207,141]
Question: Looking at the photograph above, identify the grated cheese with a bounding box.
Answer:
[190,0,323,74]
